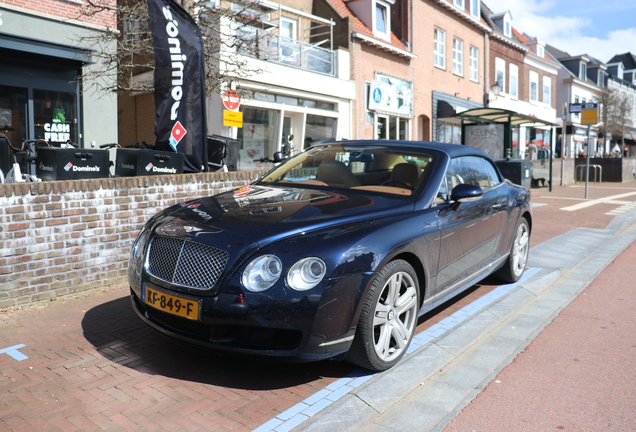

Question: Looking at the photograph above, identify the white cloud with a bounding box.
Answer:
[482,0,636,62]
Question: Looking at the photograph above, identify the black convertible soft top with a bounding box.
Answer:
[320,140,491,160]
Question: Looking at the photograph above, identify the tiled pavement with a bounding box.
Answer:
[2,183,636,432]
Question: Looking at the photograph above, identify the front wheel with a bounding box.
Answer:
[346,260,420,372]
[496,218,530,283]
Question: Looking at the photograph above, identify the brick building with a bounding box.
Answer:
[480,5,559,159]
[0,0,118,149]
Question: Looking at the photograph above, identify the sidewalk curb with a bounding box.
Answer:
[291,211,636,432]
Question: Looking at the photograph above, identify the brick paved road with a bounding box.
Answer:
[1,183,634,432]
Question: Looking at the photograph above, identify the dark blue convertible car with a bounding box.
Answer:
[128,140,531,371]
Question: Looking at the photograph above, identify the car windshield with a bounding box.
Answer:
[257,144,435,196]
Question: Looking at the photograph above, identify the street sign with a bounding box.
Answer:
[223,110,243,128]
[221,91,240,111]
[581,103,598,125]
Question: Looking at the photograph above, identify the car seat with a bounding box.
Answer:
[316,160,360,188]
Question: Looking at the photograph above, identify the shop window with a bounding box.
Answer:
[237,107,280,170]
[436,119,461,144]
[0,85,27,145]
[253,92,336,111]
[304,115,337,148]
[377,115,408,140]
[34,90,77,145]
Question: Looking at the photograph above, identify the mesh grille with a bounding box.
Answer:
[147,237,229,290]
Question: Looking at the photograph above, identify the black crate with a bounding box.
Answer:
[114,149,184,177]
[36,148,110,180]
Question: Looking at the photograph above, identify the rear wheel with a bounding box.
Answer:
[496,218,530,283]
[347,260,420,371]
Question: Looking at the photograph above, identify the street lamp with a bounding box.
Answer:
[491,82,502,97]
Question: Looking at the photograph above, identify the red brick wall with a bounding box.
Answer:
[3,0,117,28]
[489,38,525,95]
[0,171,264,308]
[412,1,487,140]
[351,42,413,139]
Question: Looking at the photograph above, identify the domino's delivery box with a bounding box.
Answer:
[114,149,184,176]
[36,147,110,180]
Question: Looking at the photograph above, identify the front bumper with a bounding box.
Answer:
[130,272,372,361]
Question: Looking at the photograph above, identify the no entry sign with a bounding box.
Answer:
[221,91,240,111]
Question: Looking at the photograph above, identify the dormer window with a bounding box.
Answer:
[579,63,587,81]
[454,0,465,9]
[471,0,480,17]
[504,20,511,37]
[374,0,391,40]
[537,45,544,58]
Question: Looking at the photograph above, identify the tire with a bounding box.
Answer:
[495,218,530,283]
[346,260,420,372]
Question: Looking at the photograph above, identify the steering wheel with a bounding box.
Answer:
[381,179,412,189]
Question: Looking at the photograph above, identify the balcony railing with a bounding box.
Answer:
[239,30,336,76]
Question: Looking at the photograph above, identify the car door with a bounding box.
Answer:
[433,156,506,295]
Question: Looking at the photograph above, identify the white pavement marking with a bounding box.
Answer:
[560,191,636,212]
[253,268,541,432]
[0,344,28,361]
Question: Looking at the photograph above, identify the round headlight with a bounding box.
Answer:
[287,257,326,291]
[242,255,283,292]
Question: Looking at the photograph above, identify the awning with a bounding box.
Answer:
[453,107,557,127]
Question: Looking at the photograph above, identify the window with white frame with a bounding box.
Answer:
[469,46,479,82]
[454,0,465,9]
[543,76,551,104]
[579,62,587,81]
[504,19,511,37]
[434,28,446,69]
[495,57,506,92]
[280,17,297,40]
[509,64,519,98]
[471,0,480,17]
[453,38,463,76]
[529,71,539,102]
[374,1,390,40]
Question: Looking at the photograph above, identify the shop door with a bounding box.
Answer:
[281,113,304,156]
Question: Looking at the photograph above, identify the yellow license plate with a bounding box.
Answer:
[142,286,200,321]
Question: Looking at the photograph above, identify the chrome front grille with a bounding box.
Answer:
[146,236,229,290]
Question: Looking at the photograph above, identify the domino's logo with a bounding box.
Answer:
[169,121,187,151]
[64,162,73,171]
[146,163,153,171]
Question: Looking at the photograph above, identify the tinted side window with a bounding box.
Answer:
[448,156,500,189]
[435,155,500,203]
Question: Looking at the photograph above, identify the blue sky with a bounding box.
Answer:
[483,0,636,62]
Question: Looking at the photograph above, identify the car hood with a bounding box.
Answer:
[153,185,415,248]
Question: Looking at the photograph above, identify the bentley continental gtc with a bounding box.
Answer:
[128,140,532,371]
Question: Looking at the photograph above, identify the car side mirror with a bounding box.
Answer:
[273,151,287,163]
[450,184,483,210]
